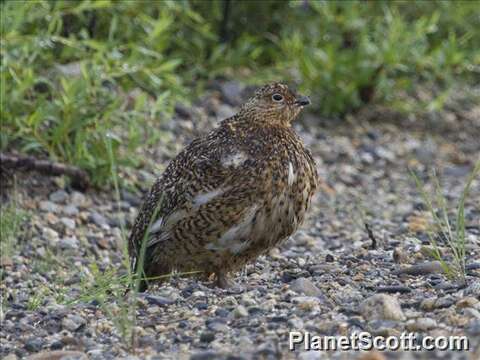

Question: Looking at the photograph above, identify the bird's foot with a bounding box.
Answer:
[216,273,236,288]
[215,272,242,291]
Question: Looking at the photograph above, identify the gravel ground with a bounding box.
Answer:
[1,82,479,360]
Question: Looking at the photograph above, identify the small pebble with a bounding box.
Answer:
[59,236,79,249]
[60,217,76,230]
[90,212,108,227]
[395,261,444,276]
[360,294,406,321]
[232,305,248,318]
[199,331,215,343]
[24,337,44,352]
[39,201,59,213]
[406,317,437,332]
[62,315,86,332]
[49,190,69,203]
[290,277,322,297]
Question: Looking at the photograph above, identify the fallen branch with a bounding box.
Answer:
[0,152,90,190]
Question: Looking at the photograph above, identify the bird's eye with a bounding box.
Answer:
[272,94,284,102]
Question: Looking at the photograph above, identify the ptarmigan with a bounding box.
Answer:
[129,83,317,290]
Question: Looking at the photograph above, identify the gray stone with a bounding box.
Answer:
[444,165,471,177]
[60,217,76,230]
[206,319,229,332]
[216,104,236,120]
[219,81,244,106]
[24,337,44,352]
[108,214,126,228]
[368,319,403,337]
[199,331,215,343]
[395,261,444,276]
[62,205,79,216]
[59,236,79,250]
[435,296,455,309]
[42,228,59,244]
[70,192,87,207]
[190,351,226,360]
[466,319,480,336]
[138,336,155,347]
[174,103,194,119]
[376,147,396,161]
[464,281,480,297]
[463,308,480,320]
[299,352,329,360]
[39,201,59,213]
[121,190,142,206]
[290,277,322,297]
[406,317,437,332]
[90,212,108,227]
[420,297,437,311]
[145,295,175,306]
[287,317,304,330]
[240,294,257,307]
[62,315,86,332]
[138,170,156,184]
[27,351,88,360]
[360,294,406,321]
[49,190,69,204]
[2,354,17,360]
[291,296,321,312]
[232,305,248,318]
[414,141,437,164]
[86,349,104,360]
[36,247,46,257]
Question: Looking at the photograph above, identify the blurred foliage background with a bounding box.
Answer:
[1,0,479,185]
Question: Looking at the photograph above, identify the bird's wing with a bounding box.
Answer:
[128,127,263,269]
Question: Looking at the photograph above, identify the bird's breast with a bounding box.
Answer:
[246,153,316,251]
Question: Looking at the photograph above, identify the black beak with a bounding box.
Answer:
[294,95,310,106]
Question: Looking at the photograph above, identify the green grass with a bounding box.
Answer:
[0,195,29,260]
[410,161,480,284]
[0,193,28,319]
[67,136,199,349]
[26,285,52,311]
[66,136,142,347]
[2,0,479,186]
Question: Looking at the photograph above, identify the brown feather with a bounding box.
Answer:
[128,83,318,289]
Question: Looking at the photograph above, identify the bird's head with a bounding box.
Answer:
[240,83,310,125]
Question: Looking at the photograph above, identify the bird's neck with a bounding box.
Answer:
[235,108,292,128]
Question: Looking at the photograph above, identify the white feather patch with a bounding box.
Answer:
[149,217,164,234]
[222,151,248,168]
[206,205,258,254]
[146,187,226,247]
[288,162,296,187]
[193,188,226,208]
[164,209,188,227]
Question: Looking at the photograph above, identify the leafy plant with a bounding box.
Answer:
[278,1,479,115]
[2,0,479,185]
[1,0,188,185]
[410,161,480,283]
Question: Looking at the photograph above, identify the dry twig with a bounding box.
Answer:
[0,152,90,190]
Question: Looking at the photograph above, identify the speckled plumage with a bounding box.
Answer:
[129,83,318,289]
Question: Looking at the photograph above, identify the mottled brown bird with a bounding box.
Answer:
[129,83,317,290]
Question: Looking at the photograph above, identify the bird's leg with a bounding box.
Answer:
[215,271,238,289]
